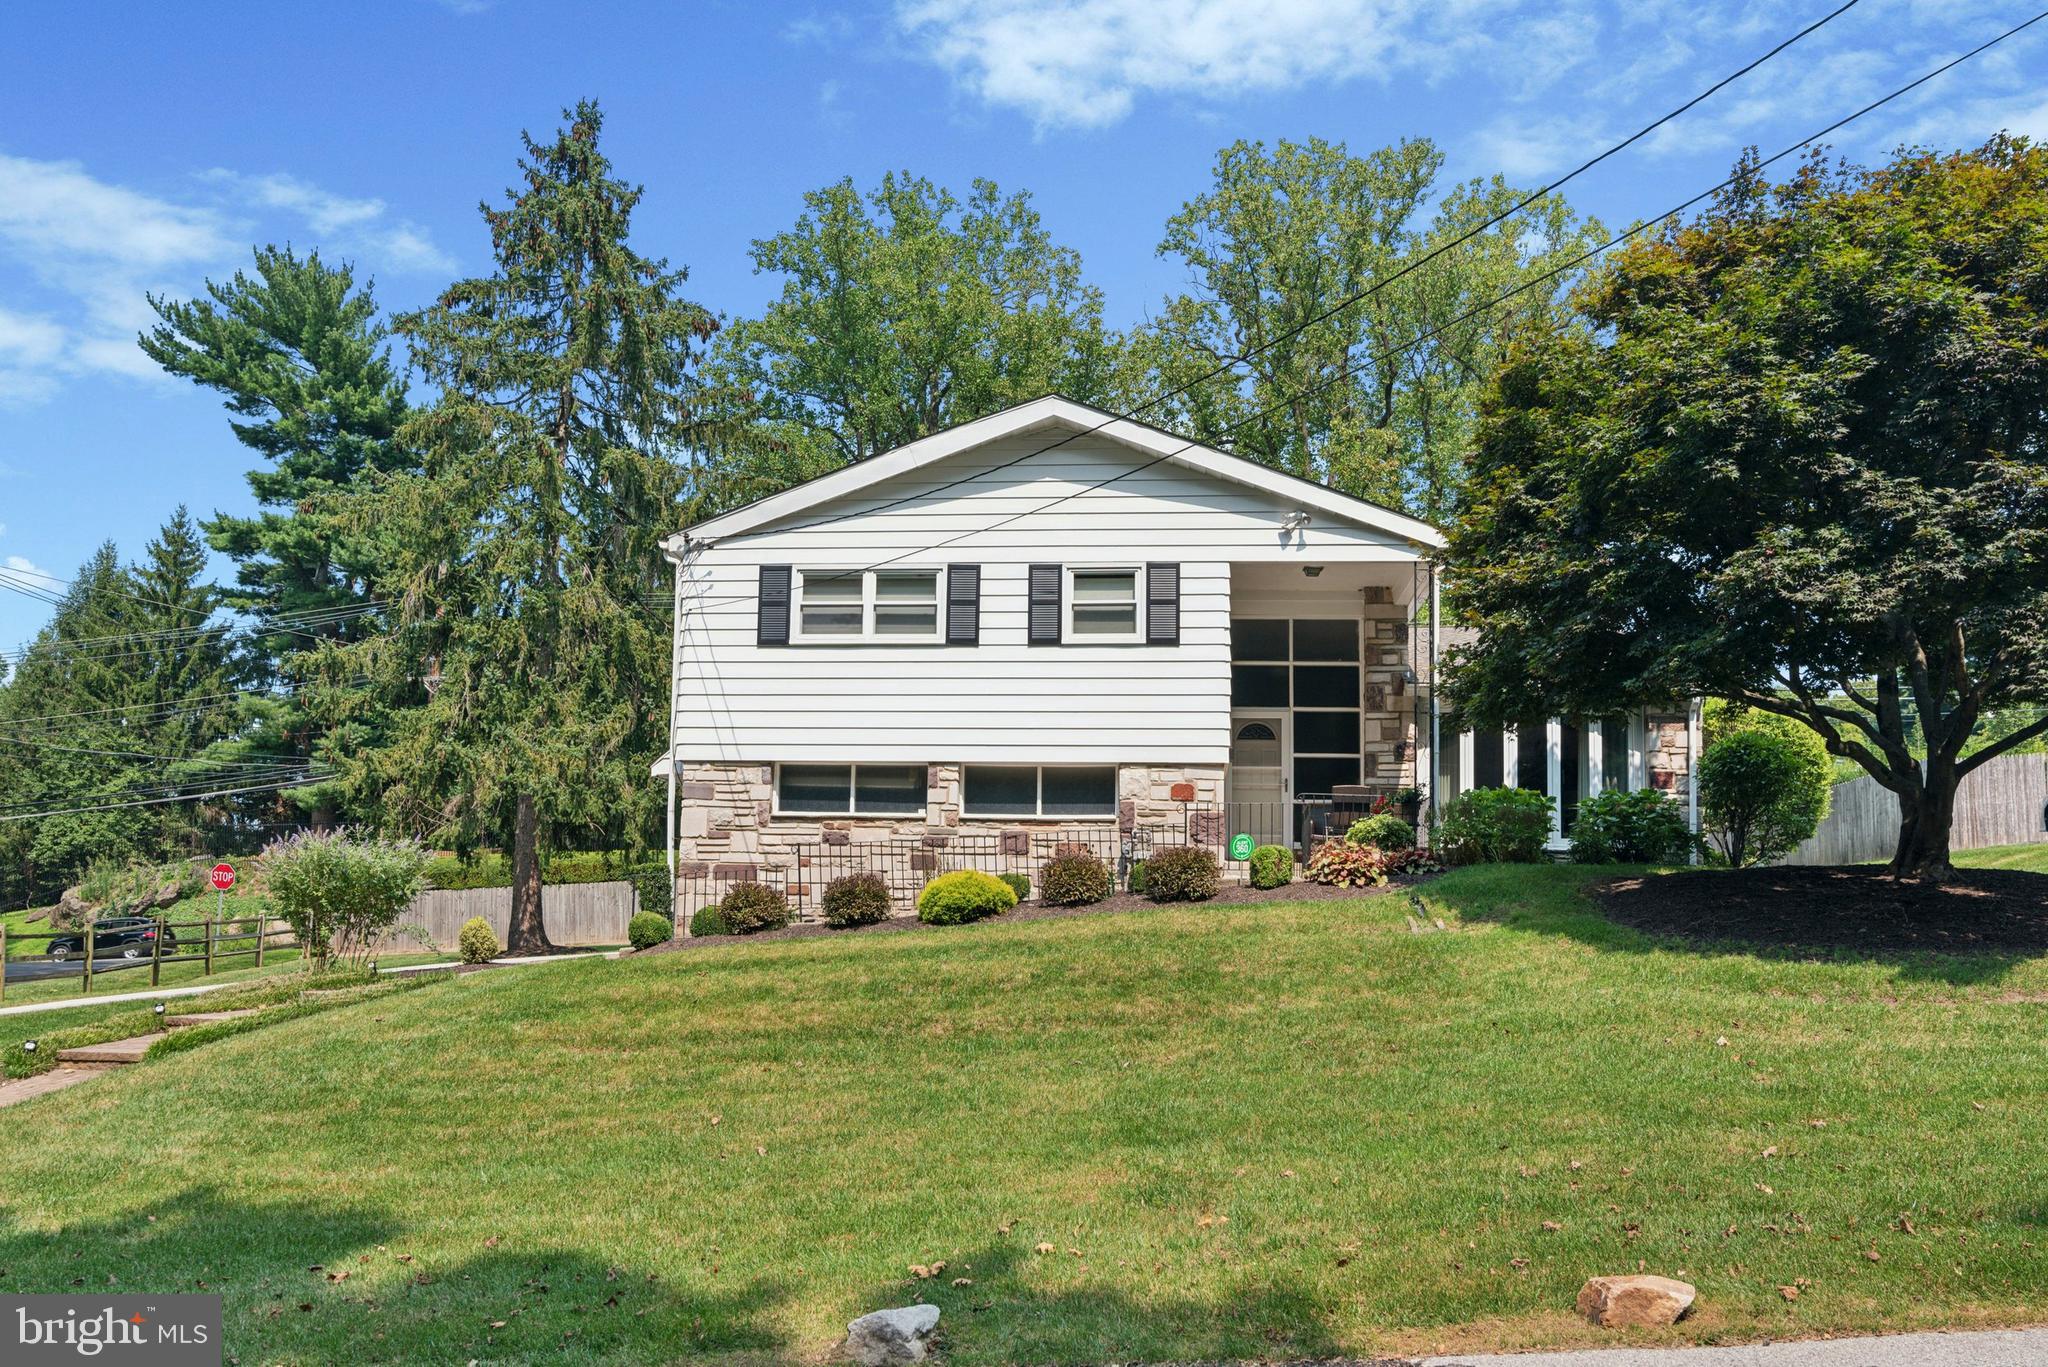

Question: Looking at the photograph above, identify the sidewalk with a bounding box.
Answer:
[1418,1326,2048,1366]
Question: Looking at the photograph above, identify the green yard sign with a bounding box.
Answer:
[1228,832,1255,861]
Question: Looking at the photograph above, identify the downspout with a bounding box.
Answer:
[1686,696,1702,864]
[1429,560,1441,834]
[666,542,686,932]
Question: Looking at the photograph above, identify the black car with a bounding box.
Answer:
[45,917,178,961]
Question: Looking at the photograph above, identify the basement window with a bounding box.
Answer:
[775,764,927,816]
[963,765,1117,818]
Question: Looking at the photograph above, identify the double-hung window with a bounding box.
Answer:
[794,569,941,642]
[775,764,927,816]
[1067,568,1140,641]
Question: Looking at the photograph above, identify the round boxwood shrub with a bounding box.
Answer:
[1145,845,1221,902]
[689,904,731,937]
[456,915,500,964]
[996,872,1031,903]
[1039,847,1112,906]
[1699,729,1828,868]
[916,870,1018,925]
[822,872,892,928]
[718,882,791,935]
[1128,860,1149,895]
[1346,812,1415,851]
[1247,843,1293,890]
[628,910,674,950]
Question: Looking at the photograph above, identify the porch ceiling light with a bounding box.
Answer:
[1302,565,1324,578]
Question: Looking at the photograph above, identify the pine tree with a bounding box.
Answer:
[141,247,412,826]
[336,101,713,952]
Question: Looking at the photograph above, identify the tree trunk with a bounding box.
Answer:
[1888,775,1957,882]
[506,793,555,955]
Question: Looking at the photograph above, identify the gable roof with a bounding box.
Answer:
[664,395,1446,553]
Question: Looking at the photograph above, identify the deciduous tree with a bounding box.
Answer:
[1445,139,2048,880]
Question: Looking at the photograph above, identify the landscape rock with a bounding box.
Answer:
[150,882,181,909]
[845,1304,940,1365]
[1576,1273,1696,1327]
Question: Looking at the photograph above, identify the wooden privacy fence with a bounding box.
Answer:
[393,880,641,949]
[1781,752,2048,866]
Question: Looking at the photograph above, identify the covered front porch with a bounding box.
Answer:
[1223,560,1429,848]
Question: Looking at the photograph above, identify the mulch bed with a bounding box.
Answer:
[1593,865,2048,955]
[641,875,1424,955]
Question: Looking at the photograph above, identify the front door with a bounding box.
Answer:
[1227,711,1289,846]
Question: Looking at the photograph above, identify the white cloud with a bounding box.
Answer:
[0,151,453,405]
[201,170,456,272]
[896,0,1448,131]
[3,555,49,579]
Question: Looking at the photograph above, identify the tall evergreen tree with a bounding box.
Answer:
[0,515,245,903]
[141,246,412,826]
[334,100,713,951]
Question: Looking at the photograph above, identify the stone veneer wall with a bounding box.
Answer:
[1644,712,1694,794]
[675,763,1228,916]
[1359,586,1418,790]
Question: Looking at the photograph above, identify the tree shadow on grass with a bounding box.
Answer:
[847,1236,1343,1365]
[1429,864,2045,988]
[0,1187,792,1365]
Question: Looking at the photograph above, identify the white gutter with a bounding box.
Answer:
[1429,561,1441,832]
[666,551,684,928]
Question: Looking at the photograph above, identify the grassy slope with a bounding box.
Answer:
[0,861,2044,1364]
[1956,843,2048,873]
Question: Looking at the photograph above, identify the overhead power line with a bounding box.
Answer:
[698,0,1866,548]
[675,9,2048,614]
[0,772,335,823]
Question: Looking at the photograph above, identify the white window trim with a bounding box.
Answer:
[790,567,945,645]
[1062,565,1144,645]
[771,762,929,818]
[961,764,1120,821]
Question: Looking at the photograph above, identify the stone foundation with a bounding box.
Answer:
[675,762,1228,922]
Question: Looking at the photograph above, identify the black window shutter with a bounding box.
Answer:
[1146,563,1180,645]
[946,565,980,645]
[757,565,792,645]
[1028,564,1062,645]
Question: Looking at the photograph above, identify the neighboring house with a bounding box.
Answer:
[658,396,1695,915]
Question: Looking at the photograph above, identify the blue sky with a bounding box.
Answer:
[1,0,2043,648]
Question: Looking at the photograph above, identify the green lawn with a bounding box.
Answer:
[0,858,2045,1364]
[1956,842,2048,873]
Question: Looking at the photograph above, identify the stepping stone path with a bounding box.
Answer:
[0,1008,264,1107]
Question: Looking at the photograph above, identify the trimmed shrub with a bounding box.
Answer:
[1436,787,1554,864]
[1699,730,1828,868]
[1040,847,1113,906]
[456,916,499,964]
[689,904,731,937]
[1145,845,1221,902]
[1248,843,1293,890]
[628,911,674,950]
[1346,812,1416,850]
[1568,789,1694,864]
[718,882,791,935]
[1127,860,1149,895]
[630,862,672,919]
[996,872,1031,902]
[916,870,1018,925]
[1305,841,1391,887]
[822,872,892,929]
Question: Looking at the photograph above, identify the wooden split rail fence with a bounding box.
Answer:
[0,915,297,1002]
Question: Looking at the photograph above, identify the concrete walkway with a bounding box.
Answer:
[1419,1327,2048,1366]
[0,949,614,1018]
[0,1067,97,1108]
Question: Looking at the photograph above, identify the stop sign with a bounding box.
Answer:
[209,862,236,891]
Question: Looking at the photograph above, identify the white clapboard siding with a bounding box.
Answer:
[673,430,1426,765]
